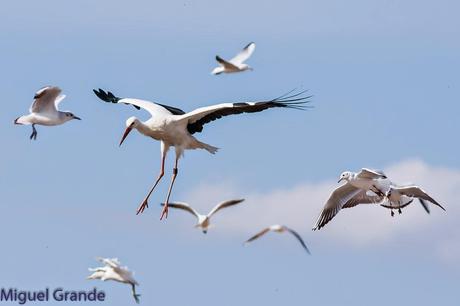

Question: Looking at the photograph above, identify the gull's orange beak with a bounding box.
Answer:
[119,126,133,146]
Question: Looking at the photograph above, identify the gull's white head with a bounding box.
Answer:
[120,116,139,146]
[270,224,284,232]
[338,171,353,183]
[62,112,82,122]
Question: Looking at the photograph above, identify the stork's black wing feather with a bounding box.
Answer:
[93,88,140,110]
[187,90,312,134]
[93,89,185,114]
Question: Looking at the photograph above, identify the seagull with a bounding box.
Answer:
[160,199,244,233]
[14,86,81,140]
[312,168,389,230]
[380,183,446,216]
[211,42,256,75]
[93,88,310,220]
[244,225,310,254]
[87,257,140,303]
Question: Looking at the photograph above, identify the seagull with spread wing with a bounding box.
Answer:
[14,86,81,140]
[87,257,140,304]
[244,225,310,254]
[93,89,310,220]
[212,42,256,75]
[160,199,244,233]
[379,183,445,216]
[312,168,389,230]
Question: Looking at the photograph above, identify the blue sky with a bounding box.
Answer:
[0,0,459,305]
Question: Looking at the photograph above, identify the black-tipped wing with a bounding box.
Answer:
[207,199,245,217]
[180,90,312,134]
[93,89,185,115]
[418,199,431,214]
[394,186,446,211]
[244,228,271,244]
[160,202,200,218]
[93,88,138,109]
[283,226,311,254]
[215,55,240,70]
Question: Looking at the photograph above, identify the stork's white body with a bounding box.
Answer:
[93,88,309,219]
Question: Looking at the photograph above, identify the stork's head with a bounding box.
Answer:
[338,171,353,183]
[120,116,139,146]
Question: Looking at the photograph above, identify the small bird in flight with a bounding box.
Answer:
[212,42,256,75]
[87,257,140,304]
[313,168,389,230]
[93,88,310,220]
[160,199,244,233]
[14,86,81,140]
[354,183,446,216]
[244,224,311,254]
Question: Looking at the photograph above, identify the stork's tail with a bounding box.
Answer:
[195,140,219,154]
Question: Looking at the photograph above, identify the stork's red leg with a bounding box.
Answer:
[136,144,168,215]
[160,157,179,220]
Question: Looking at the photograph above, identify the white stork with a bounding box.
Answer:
[94,89,310,220]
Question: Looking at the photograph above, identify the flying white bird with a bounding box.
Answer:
[313,168,389,230]
[87,257,140,303]
[14,86,81,140]
[350,183,446,216]
[93,88,310,220]
[211,42,256,75]
[244,225,310,254]
[160,199,244,233]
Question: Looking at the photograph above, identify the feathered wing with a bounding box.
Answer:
[357,168,387,179]
[342,190,384,209]
[30,86,62,113]
[394,186,446,211]
[244,228,271,244]
[97,257,121,268]
[93,89,185,116]
[313,183,362,230]
[179,90,311,134]
[215,56,240,70]
[230,42,256,64]
[54,94,66,109]
[160,202,200,218]
[207,199,245,217]
[283,226,311,254]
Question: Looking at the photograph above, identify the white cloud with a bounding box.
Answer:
[181,159,460,262]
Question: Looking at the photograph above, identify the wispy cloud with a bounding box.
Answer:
[181,159,459,262]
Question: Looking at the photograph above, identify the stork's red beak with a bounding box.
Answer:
[119,126,133,146]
